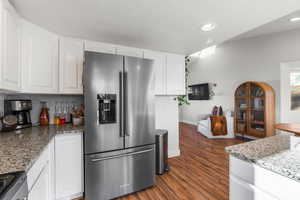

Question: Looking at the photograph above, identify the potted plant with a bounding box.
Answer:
[174,56,191,106]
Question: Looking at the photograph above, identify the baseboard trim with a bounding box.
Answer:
[168,149,180,158]
[56,192,83,200]
[180,120,197,126]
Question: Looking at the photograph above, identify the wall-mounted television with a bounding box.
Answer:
[188,83,210,100]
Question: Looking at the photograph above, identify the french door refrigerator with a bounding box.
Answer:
[84,52,156,200]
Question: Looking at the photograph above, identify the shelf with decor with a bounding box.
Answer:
[234,82,275,138]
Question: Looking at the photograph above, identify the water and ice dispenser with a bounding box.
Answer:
[97,94,116,124]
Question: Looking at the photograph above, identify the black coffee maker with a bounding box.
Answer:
[4,100,32,130]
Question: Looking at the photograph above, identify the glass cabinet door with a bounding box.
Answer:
[250,83,264,97]
[235,84,248,97]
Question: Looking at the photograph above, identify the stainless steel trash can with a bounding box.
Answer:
[155,129,169,175]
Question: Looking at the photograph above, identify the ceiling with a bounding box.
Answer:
[232,10,300,40]
[10,0,300,55]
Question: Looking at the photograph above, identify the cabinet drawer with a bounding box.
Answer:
[85,146,155,200]
[230,175,278,200]
[27,144,49,191]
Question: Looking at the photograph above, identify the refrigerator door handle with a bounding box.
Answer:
[119,71,124,137]
[123,71,130,136]
[90,148,154,162]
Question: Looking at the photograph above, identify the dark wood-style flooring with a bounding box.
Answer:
[79,122,243,200]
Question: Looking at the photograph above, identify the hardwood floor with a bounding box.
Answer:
[79,122,243,200]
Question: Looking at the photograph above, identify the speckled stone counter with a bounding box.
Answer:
[226,134,300,183]
[0,124,84,175]
[225,134,291,161]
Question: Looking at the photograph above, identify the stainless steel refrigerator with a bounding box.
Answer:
[84,52,156,200]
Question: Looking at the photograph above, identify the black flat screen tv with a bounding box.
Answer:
[188,83,210,100]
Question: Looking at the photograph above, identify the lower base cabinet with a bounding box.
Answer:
[230,175,277,200]
[55,133,83,200]
[28,164,50,200]
[27,133,83,200]
[229,155,300,200]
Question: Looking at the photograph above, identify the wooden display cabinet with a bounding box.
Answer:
[234,82,275,138]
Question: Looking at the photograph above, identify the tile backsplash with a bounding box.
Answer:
[0,93,83,125]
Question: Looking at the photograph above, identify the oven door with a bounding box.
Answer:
[1,175,28,200]
[11,180,28,200]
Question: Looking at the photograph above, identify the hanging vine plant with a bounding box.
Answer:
[174,56,191,106]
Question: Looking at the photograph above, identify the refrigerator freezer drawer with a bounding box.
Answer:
[85,145,156,200]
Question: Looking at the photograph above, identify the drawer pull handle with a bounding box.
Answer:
[91,148,153,162]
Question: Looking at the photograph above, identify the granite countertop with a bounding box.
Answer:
[0,124,84,175]
[226,134,300,183]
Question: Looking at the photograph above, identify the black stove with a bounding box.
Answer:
[0,172,28,200]
[0,174,15,195]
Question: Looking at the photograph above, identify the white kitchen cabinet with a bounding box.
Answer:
[85,40,116,54]
[0,0,21,91]
[59,37,84,94]
[28,163,51,200]
[230,175,278,200]
[20,20,59,93]
[144,50,166,95]
[155,96,180,157]
[1,0,185,95]
[27,134,83,200]
[116,45,143,58]
[55,133,83,200]
[229,155,300,200]
[166,53,185,95]
[27,139,54,200]
[49,138,56,200]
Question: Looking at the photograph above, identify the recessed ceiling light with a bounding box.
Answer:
[201,23,216,32]
[290,17,300,22]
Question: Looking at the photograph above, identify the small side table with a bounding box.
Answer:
[210,116,228,136]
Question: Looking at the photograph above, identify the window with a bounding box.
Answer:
[290,72,300,110]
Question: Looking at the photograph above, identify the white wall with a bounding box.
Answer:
[155,96,180,158]
[180,28,300,125]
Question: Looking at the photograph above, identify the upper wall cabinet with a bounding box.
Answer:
[59,37,84,94]
[116,45,143,58]
[166,53,185,95]
[20,20,59,93]
[0,1,185,96]
[84,40,116,54]
[0,1,21,91]
[144,50,166,95]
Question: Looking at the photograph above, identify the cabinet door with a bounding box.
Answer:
[59,37,84,94]
[85,40,116,54]
[55,134,83,199]
[166,53,185,95]
[116,46,143,58]
[21,20,59,93]
[48,139,55,200]
[28,164,50,200]
[144,50,166,95]
[0,1,21,91]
